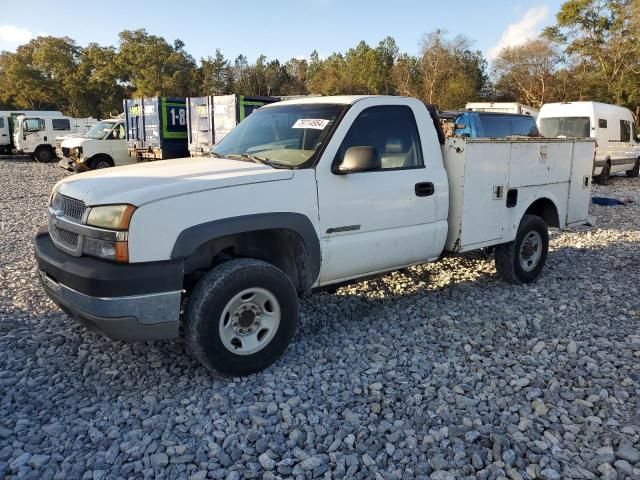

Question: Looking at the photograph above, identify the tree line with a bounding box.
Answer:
[0,0,638,119]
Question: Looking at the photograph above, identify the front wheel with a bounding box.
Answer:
[495,214,549,284]
[33,147,53,163]
[626,160,639,178]
[89,156,114,170]
[185,258,298,376]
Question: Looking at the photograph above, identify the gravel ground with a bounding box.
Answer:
[1,157,639,480]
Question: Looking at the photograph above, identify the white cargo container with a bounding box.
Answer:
[537,101,640,183]
[466,102,539,118]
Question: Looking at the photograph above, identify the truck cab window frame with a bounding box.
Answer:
[334,105,424,173]
[24,118,44,132]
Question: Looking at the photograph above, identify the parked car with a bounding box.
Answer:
[35,95,593,376]
[441,111,540,138]
[13,115,97,162]
[57,119,133,172]
[537,101,640,183]
[0,110,62,155]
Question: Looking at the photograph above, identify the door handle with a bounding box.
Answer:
[415,182,435,197]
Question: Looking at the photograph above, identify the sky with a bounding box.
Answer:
[0,0,566,62]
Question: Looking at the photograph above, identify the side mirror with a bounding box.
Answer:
[335,146,381,174]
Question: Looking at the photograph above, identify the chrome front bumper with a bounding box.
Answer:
[40,270,181,341]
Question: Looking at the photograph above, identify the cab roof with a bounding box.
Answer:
[265,95,403,107]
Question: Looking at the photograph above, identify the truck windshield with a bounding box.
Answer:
[85,121,116,140]
[539,117,590,138]
[211,103,346,168]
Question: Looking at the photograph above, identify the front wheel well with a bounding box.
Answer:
[183,229,314,293]
[524,198,559,228]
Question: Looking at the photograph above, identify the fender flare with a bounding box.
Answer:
[170,212,321,283]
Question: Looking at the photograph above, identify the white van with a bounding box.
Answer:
[13,115,97,162]
[537,102,640,183]
[0,110,62,154]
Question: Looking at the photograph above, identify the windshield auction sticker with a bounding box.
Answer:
[292,119,330,130]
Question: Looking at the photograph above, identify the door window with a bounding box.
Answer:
[24,118,44,132]
[52,119,71,130]
[336,106,423,170]
[0,118,4,128]
[620,120,631,142]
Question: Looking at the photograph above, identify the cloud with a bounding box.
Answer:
[0,25,34,49]
[488,6,550,60]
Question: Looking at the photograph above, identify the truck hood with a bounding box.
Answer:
[61,136,90,148]
[55,157,294,206]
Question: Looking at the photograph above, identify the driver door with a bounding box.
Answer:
[110,123,134,166]
[315,99,448,285]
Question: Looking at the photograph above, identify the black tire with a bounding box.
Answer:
[597,161,611,185]
[185,258,298,376]
[89,156,114,170]
[626,160,639,178]
[495,214,549,284]
[33,146,53,163]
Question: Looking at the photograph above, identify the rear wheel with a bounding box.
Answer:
[33,146,53,163]
[626,160,639,178]
[185,258,298,376]
[89,156,114,170]
[495,214,549,284]
[597,161,611,185]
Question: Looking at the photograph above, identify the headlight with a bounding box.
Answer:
[86,204,135,230]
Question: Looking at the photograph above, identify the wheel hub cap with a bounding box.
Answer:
[219,288,281,355]
[519,231,542,272]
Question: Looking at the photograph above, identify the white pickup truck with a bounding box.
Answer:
[35,96,594,376]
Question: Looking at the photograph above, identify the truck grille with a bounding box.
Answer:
[50,225,79,249]
[51,193,87,221]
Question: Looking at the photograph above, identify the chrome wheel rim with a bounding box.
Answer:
[219,288,280,355]
[519,231,542,272]
[95,161,110,169]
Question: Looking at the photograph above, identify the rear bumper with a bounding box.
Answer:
[34,226,184,341]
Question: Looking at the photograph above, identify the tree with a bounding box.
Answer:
[201,49,232,95]
[492,39,563,108]
[418,30,488,109]
[0,36,80,111]
[543,0,640,106]
[116,29,198,97]
[391,54,422,97]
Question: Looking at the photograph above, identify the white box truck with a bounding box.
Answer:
[13,115,97,162]
[537,101,640,183]
[0,110,62,154]
[465,102,539,118]
[35,95,594,376]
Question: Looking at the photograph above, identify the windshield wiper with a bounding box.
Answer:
[225,153,290,169]
[209,151,225,158]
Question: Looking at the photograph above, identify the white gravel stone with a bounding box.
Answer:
[1,160,639,478]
